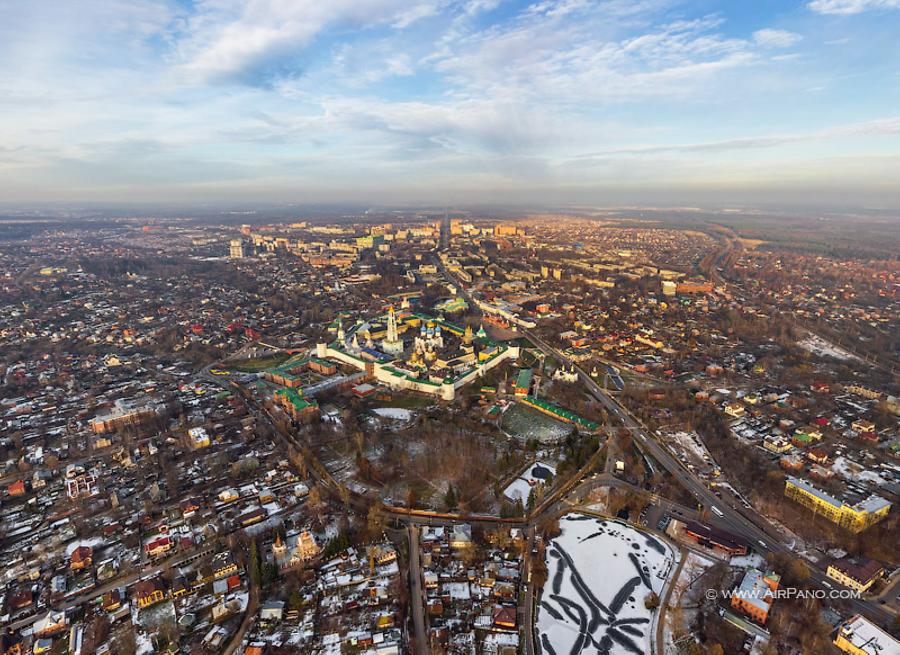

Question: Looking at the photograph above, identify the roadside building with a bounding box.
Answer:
[730,568,780,625]
[784,477,891,533]
[833,614,900,655]
[826,558,884,593]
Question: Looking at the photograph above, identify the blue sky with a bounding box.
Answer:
[1,0,899,207]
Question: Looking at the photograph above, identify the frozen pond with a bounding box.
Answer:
[537,514,675,655]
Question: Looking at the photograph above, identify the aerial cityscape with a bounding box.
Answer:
[1,2,899,655]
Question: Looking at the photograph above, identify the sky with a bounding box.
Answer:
[1,0,899,208]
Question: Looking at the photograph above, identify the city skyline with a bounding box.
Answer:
[2,0,900,207]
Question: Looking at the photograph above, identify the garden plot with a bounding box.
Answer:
[537,514,675,655]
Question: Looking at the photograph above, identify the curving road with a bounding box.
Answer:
[522,329,896,628]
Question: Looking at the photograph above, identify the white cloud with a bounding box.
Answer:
[1,0,898,205]
[572,116,900,157]
[175,0,441,84]
[327,43,417,88]
[433,13,760,104]
[753,28,802,48]
[808,0,900,14]
[464,0,502,16]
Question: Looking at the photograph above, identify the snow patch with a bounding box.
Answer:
[537,514,675,655]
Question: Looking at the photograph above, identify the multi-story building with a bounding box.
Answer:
[275,388,319,421]
[730,568,780,625]
[188,426,211,449]
[514,368,533,396]
[844,385,882,400]
[851,419,876,434]
[90,398,157,434]
[676,280,713,294]
[826,558,884,593]
[229,238,246,259]
[833,614,900,655]
[493,224,520,237]
[784,477,891,533]
[66,468,99,500]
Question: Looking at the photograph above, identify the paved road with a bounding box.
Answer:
[7,545,216,631]
[522,329,896,627]
[407,525,428,654]
[222,584,259,655]
[522,523,537,655]
[656,547,687,655]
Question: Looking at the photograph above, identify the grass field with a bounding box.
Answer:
[224,352,291,372]
[378,393,434,409]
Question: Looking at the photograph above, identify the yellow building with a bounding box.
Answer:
[784,477,891,533]
[834,614,900,655]
[826,558,884,593]
[844,384,882,400]
[133,579,167,608]
[763,437,792,454]
[188,427,211,449]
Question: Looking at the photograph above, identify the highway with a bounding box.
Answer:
[522,329,896,627]
[206,253,896,653]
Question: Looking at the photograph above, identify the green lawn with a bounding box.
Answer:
[379,393,434,409]
[225,352,291,372]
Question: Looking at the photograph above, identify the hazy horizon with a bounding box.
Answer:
[2,0,900,208]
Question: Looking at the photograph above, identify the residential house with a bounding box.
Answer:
[70,546,93,571]
[132,578,167,608]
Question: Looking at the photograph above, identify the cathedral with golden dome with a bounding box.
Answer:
[317,306,519,401]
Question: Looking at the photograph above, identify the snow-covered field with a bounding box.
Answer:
[371,407,413,422]
[665,431,716,469]
[503,462,556,501]
[663,552,716,655]
[537,514,675,655]
[831,455,886,486]
[798,334,859,362]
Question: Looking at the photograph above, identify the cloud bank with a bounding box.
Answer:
[0,0,899,207]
